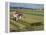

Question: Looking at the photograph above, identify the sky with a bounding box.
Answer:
[10,3,44,9]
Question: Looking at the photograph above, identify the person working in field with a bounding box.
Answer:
[13,11,23,21]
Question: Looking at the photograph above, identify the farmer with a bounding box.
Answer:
[13,11,23,21]
[13,12,18,21]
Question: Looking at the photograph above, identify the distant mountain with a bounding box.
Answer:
[10,7,32,9]
[10,7,44,10]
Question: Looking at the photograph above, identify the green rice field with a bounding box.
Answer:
[10,9,44,32]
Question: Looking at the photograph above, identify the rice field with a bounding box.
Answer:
[10,9,44,32]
